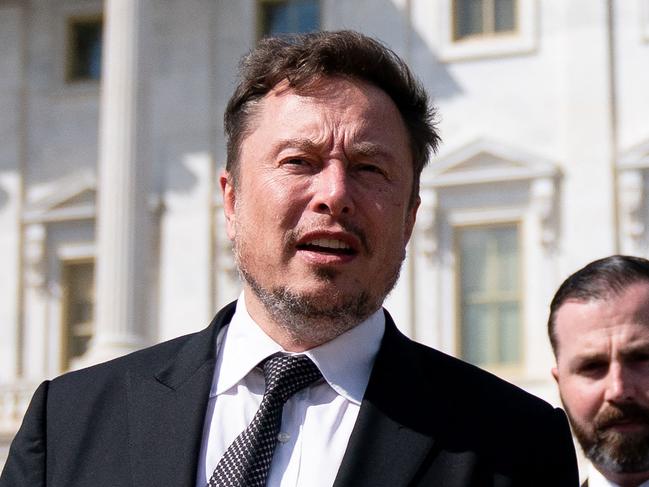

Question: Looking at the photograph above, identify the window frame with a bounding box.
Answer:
[438,0,536,61]
[454,221,524,371]
[59,257,95,371]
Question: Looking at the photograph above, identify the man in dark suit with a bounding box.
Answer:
[549,256,649,487]
[1,30,578,486]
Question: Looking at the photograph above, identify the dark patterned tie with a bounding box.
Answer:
[207,354,322,487]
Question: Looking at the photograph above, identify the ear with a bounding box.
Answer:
[404,196,420,243]
[551,366,559,384]
[220,170,237,240]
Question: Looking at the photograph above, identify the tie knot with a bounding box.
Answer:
[261,355,322,403]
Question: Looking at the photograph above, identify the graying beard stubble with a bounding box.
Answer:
[584,432,649,474]
[234,246,403,345]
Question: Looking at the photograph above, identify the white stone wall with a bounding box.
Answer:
[2,0,649,477]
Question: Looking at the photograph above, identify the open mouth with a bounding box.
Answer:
[296,238,357,256]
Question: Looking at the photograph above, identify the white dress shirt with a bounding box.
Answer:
[195,293,385,487]
[588,463,649,487]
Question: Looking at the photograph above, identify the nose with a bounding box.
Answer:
[604,363,637,404]
[310,162,354,217]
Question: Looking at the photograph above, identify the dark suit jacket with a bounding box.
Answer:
[1,301,578,486]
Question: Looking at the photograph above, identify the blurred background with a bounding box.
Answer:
[1,0,649,478]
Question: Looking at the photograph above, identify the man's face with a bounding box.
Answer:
[221,77,417,349]
[552,282,649,483]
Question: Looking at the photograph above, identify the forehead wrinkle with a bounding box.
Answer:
[568,325,649,361]
[273,131,386,161]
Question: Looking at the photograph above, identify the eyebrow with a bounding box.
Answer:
[619,343,649,359]
[569,342,649,367]
[350,141,394,161]
[569,352,607,367]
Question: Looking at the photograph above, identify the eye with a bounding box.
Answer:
[284,157,309,166]
[355,163,387,177]
[576,360,608,377]
[279,157,316,172]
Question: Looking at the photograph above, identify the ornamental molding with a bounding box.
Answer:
[618,139,649,253]
[618,138,649,170]
[422,138,561,249]
[423,137,559,188]
[23,170,96,224]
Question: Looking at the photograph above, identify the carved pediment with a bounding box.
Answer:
[23,171,96,223]
[619,138,649,169]
[49,188,96,211]
[423,138,559,187]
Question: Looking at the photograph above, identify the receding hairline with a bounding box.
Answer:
[551,281,649,354]
[548,255,649,357]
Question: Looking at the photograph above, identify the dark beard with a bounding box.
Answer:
[568,402,649,474]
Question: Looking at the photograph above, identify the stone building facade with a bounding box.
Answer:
[2,0,649,478]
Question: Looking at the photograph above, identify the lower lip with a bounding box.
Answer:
[297,249,357,265]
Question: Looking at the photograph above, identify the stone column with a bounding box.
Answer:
[85,0,152,364]
[21,224,48,379]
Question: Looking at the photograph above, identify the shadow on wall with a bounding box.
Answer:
[326,0,462,100]
[0,146,15,210]
[0,184,8,209]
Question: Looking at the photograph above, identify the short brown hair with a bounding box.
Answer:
[548,255,649,356]
[224,30,440,206]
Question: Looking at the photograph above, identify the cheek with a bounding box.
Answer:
[561,378,603,421]
[242,182,302,228]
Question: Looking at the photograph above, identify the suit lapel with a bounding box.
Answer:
[333,311,436,487]
[125,303,436,486]
[127,302,236,487]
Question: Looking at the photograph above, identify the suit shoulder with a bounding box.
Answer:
[51,301,236,389]
[51,328,205,391]
[398,333,557,417]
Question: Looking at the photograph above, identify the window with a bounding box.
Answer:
[66,16,103,82]
[258,0,320,38]
[454,0,516,41]
[438,0,533,60]
[457,224,521,368]
[61,260,95,369]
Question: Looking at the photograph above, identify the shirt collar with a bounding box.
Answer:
[588,463,649,487]
[211,291,385,405]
